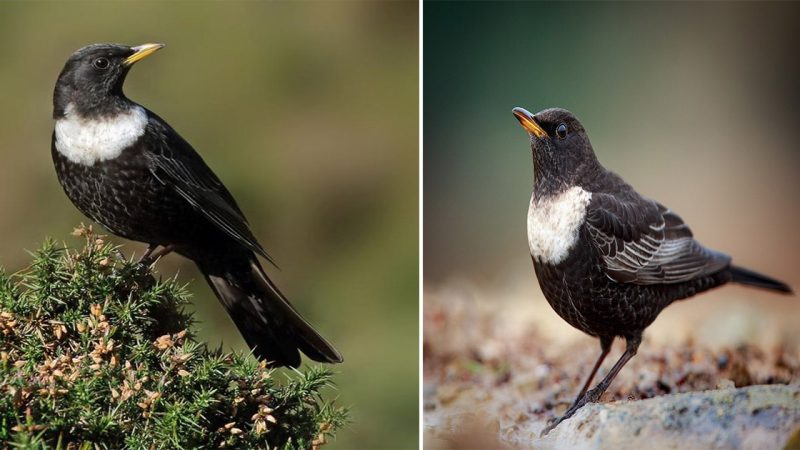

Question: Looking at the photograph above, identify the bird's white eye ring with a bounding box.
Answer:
[556,123,568,139]
[93,57,110,70]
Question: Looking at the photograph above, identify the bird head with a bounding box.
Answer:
[512,107,599,194]
[54,43,164,118]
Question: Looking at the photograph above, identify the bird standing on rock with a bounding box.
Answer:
[51,43,342,368]
[511,106,792,435]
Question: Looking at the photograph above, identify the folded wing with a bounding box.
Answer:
[584,193,729,284]
[144,115,275,265]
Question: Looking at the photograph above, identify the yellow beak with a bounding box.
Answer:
[124,43,165,66]
[512,107,547,139]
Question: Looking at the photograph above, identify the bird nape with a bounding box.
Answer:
[51,42,342,368]
[511,106,792,435]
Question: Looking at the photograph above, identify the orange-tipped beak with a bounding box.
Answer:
[124,43,165,66]
[512,107,547,138]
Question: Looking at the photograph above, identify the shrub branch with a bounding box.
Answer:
[0,225,348,449]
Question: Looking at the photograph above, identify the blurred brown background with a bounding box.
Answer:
[0,2,418,449]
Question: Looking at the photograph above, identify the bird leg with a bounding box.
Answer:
[542,336,612,431]
[149,244,175,261]
[138,244,175,265]
[541,334,642,436]
[571,335,613,406]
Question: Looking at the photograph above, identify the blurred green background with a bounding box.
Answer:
[0,2,418,449]
[425,2,799,286]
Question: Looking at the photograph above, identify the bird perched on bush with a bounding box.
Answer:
[51,43,342,368]
[511,106,792,434]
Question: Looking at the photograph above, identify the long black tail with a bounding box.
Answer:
[195,252,343,367]
[730,265,793,294]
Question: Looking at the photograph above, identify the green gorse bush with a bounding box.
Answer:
[0,226,347,449]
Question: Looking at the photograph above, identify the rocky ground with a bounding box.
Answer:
[423,281,800,449]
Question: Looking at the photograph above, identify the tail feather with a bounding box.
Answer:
[196,254,343,368]
[730,265,793,294]
[247,259,343,364]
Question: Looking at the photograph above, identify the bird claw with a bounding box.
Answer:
[540,418,562,437]
[138,257,154,267]
[137,244,174,267]
[138,246,156,266]
[540,392,597,437]
[540,406,574,436]
[541,411,573,437]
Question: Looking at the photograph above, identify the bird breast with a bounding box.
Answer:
[527,186,593,265]
[54,103,148,166]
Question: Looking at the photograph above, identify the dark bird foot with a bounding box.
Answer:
[138,256,155,267]
[540,386,604,437]
[138,244,175,267]
[137,252,158,268]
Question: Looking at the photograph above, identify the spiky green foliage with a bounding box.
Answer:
[0,227,347,449]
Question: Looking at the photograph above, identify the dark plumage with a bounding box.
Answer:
[511,106,792,434]
[51,43,342,367]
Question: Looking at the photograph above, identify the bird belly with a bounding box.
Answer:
[533,234,731,339]
[533,241,669,338]
[52,147,197,245]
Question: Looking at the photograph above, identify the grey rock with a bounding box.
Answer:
[528,385,800,450]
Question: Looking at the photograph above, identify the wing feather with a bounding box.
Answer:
[585,193,729,285]
[143,114,275,265]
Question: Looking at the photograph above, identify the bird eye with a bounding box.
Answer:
[93,57,110,70]
[556,123,568,139]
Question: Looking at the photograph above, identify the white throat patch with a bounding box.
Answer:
[54,103,148,166]
[527,186,593,265]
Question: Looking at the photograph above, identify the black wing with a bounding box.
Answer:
[584,192,729,284]
[143,113,275,265]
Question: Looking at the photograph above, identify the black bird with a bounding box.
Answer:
[51,43,342,368]
[511,106,792,434]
